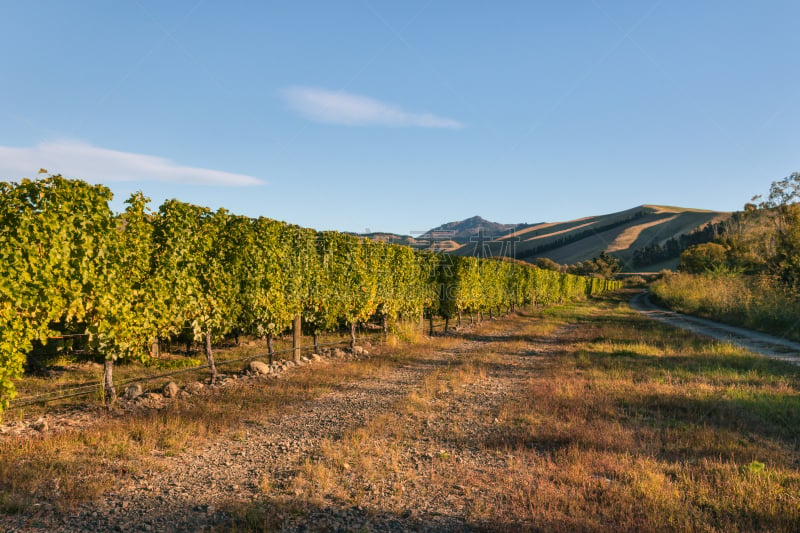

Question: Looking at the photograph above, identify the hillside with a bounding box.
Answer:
[347,231,418,247]
[451,205,731,272]
[354,205,731,271]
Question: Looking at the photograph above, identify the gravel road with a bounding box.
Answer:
[629,291,800,366]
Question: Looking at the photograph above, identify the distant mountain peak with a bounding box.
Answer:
[421,216,528,244]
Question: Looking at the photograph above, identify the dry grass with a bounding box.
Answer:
[235,295,800,531]
[651,271,800,341]
[0,330,459,514]
[485,303,800,531]
[7,296,799,530]
[607,215,679,252]
[8,328,367,419]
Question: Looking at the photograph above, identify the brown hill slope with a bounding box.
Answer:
[452,205,731,272]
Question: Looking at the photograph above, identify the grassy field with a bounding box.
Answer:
[233,292,800,531]
[2,293,799,531]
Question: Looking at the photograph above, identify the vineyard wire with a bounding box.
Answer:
[7,335,378,410]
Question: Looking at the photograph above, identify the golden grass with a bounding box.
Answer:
[7,296,799,530]
[607,215,679,252]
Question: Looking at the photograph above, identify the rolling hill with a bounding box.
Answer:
[443,205,732,272]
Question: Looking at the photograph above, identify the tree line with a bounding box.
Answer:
[631,219,732,268]
[650,173,800,340]
[678,172,800,290]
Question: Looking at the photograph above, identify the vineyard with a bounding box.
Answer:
[0,175,621,414]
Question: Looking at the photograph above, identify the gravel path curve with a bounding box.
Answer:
[629,291,800,366]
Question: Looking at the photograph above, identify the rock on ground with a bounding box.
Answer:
[248,360,271,375]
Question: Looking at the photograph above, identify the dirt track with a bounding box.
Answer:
[2,319,555,533]
[2,349,462,532]
[629,291,800,367]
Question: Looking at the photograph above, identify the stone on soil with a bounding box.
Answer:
[123,384,143,400]
[249,361,271,375]
[162,381,179,398]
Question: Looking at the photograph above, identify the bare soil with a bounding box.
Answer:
[1,326,533,532]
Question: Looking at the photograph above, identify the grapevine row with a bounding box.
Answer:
[0,176,621,412]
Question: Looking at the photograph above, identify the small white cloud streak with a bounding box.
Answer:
[283,86,463,129]
[0,140,263,186]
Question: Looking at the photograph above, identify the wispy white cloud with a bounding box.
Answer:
[0,140,263,186]
[282,86,463,129]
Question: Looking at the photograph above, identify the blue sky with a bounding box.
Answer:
[1,1,798,234]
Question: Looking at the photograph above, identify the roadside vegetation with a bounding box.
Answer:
[651,271,800,341]
[652,172,800,340]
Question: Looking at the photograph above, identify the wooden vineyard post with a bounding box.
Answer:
[267,333,275,364]
[293,314,302,363]
[204,332,218,384]
[103,359,116,407]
